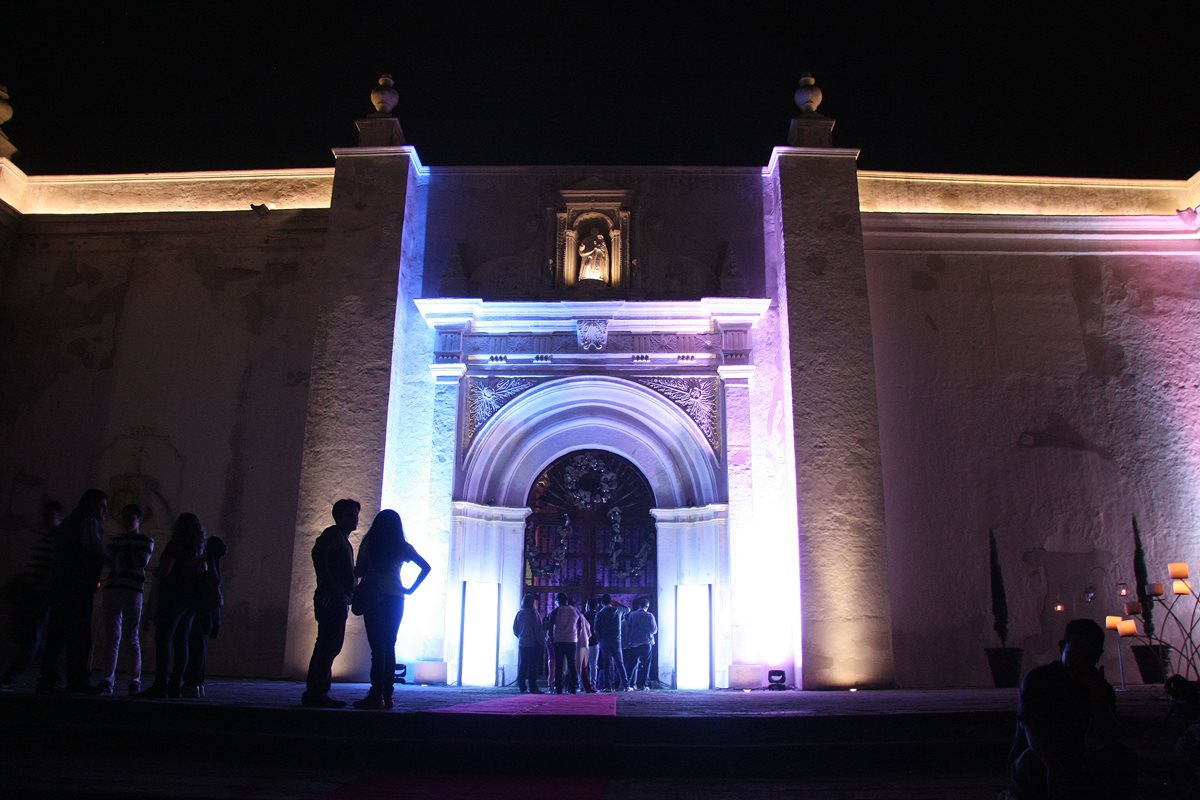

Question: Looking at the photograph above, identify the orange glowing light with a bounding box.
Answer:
[1117,619,1138,637]
[1169,562,1190,579]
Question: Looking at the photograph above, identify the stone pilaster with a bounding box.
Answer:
[719,364,757,685]
[768,146,896,689]
[283,143,425,679]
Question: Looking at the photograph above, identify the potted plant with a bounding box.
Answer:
[985,529,1023,687]
[1130,515,1170,684]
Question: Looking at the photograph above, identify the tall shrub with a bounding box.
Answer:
[990,529,1009,648]
[1133,515,1155,638]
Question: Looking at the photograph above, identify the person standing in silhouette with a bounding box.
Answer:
[1,500,63,690]
[352,510,430,710]
[302,499,359,708]
[513,593,544,694]
[38,489,108,693]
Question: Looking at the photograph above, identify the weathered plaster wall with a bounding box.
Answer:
[866,215,1200,687]
[422,167,765,300]
[0,209,325,677]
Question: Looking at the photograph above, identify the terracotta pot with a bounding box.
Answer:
[985,647,1023,688]
[1131,644,1170,684]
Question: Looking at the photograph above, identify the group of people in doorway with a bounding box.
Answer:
[1,489,226,700]
[514,591,657,695]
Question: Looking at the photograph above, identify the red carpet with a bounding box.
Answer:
[431,691,618,716]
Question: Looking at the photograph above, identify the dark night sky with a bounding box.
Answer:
[3,4,1198,180]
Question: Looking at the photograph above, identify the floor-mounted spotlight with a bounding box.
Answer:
[767,669,787,691]
[394,663,407,685]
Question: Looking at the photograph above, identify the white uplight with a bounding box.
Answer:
[461,581,500,686]
[676,584,711,690]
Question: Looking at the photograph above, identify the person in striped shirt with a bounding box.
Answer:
[92,504,155,695]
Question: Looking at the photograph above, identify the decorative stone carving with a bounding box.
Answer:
[439,243,467,296]
[463,376,542,449]
[636,377,722,453]
[718,242,747,296]
[578,228,610,283]
[576,319,609,350]
[555,187,632,292]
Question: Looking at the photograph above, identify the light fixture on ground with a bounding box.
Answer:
[767,669,787,691]
[394,664,407,685]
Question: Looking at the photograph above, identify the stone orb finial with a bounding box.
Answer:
[794,72,823,114]
[370,74,399,115]
[0,85,12,127]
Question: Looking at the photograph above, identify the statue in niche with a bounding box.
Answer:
[577,228,609,283]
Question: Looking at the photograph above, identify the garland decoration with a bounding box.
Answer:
[563,453,617,509]
[525,514,572,579]
[606,506,651,579]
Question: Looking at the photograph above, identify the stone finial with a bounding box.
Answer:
[0,85,16,160]
[370,74,399,115]
[356,73,406,146]
[787,72,834,148]
[793,73,823,114]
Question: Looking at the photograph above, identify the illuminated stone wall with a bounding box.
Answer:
[0,206,326,677]
[865,213,1200,686]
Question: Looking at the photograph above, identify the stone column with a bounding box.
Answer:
[718,364,758,687]
[653,504,731,689]
[767,146,896,689]
[564,228,578,286]
[282,140,426,679]
[610,227,623,287]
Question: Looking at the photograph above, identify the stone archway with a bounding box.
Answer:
[445,375,730,687]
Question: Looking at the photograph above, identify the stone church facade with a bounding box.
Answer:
[1,82,1198,689]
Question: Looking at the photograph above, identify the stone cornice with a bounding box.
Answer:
[862,211,1200,255]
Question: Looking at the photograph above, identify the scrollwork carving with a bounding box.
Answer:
[463,376,542,449]
[636,377,722,453]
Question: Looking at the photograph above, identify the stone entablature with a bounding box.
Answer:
[414,298,769,370]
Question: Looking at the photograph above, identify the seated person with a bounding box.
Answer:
[1008,618,1137,800]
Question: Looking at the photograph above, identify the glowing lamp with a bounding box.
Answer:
[1169,562,1190,579]
[1117,620,1138,637]
[767,669,787,691]
[1116,582,1130,597]
[1174,579,1193,596]
[1123,600,1143,616]
[1053,600,1066,613]
[394,663,407,684]
[1105,616,1122,631]
[676,584,711,690]
[461,581,500,687]
[1147,583,1166,597]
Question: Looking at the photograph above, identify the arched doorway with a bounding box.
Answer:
[523,450,657,614]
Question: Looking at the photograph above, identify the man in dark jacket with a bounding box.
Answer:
[37,489,108,693]
[301,498,359,708]
[592,594,629,692]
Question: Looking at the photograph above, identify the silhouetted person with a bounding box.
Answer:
[626,596,657,690]
[1008,618,1137,800]
[549,592,583,694]
[592,593,629,692]
[352,510,430,710]
[302,499,359,708]
[93,504,154,695]
[182,535,226,698]
[38,490,108,693]
[1,500,63,690]
[139,513,206,698]
[513,593,544,693]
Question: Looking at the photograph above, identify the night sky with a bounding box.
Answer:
[3,4,1197,180]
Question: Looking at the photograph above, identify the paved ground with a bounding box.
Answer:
[1,678,1195,798]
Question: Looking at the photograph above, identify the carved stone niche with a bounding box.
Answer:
[555,188,631,293]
